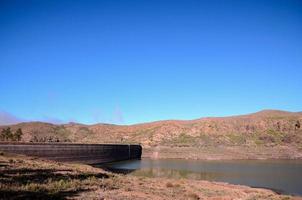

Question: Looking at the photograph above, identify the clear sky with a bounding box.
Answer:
[0,0,302,125]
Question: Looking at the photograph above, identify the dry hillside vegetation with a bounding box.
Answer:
[1,110,302,159]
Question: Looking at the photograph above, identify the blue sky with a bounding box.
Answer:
[0,0,302,125]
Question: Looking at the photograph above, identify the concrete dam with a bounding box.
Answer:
[0,143,142,164]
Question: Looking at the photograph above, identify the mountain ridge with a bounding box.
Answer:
[0,109,301,143]
[1,109,302,159]
[1,109,301,127]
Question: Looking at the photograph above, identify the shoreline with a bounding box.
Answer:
[1,152,301,199]
[142,155,302,161]
[103,157,302,197]
[142,145,302,160]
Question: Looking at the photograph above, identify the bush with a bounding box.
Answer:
[166,182,173,187]
[296,121,301,129]
[13,128,23,141]
[0,127,23,142]
[0,128,13,141]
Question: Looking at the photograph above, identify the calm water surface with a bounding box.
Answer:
[103,158,302,196]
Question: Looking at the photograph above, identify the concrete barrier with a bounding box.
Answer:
[0,143,142,164]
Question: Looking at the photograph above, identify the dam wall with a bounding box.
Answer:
[0,143,142,164]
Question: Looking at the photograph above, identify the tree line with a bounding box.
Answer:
[0,127,23,142]
[29,135,69,143]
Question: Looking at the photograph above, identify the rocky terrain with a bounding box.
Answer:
[1,151,301,200]
[1,110,302,159]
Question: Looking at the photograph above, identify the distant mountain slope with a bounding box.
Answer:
[1,110,302,149]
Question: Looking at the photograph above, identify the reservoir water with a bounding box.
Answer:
[102,158,302,196]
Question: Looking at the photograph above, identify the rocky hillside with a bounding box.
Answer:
[1,110,302,149]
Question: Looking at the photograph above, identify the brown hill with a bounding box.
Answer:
[1,110,302,159]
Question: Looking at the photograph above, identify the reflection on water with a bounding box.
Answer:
[101,158,302,196]
[132,168,226,180]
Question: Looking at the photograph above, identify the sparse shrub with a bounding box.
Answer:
[172,133,196,145]
[30,136,39,143]
[228,134,246,145]
[100,178,119,190]
[187,192,200,200]
[166,182,173,187]
[296,121,300,130]
[16,159,24,163]
[259,135,275,143]
[50,179,73,192]
[0,130,4,141]
[281,135,293,143]
[84,176,98,186]
[23,183,45,192]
